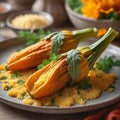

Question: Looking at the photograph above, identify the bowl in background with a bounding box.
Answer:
[0,2,12,21]
[6,11,54,34]
[65,0,120,37]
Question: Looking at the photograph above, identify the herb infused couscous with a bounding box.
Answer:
[0,64,116,107]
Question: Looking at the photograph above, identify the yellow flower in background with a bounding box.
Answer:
[81,3,100,19]
[79,0,120,20]
[98,0,115,14]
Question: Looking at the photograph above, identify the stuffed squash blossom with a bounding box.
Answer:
[26,28,118,98]
[7,28,97,71]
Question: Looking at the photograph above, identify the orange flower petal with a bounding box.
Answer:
[97,28,107,37]
[100,8,114,14]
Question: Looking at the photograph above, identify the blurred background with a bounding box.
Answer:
[0,0,73,40]
[0,0,120,40]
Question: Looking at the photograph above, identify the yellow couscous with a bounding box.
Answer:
[0,64,116,107]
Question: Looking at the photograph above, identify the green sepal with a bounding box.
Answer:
[44,31,65,54]
[67,49,80,85]
[44,32,57,40]
[51,32,65,54]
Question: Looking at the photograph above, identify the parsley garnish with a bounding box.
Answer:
[78,78,92,90]
[95,55,120,73]
[1,76,7,80]
[17,80,25,85]
[22,92,26,99]
[18,29,51,48]
[6,85,12,91]
[37,53,60,70]
[82,98,87,103]
[11,71,21,78]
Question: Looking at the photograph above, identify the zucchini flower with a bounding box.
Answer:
[7,28,97,71]
[26,28,118,98]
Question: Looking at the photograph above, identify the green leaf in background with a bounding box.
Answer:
[18,29,51,48]
[67,49,80,85]
[69,0,83,13]
[99,11,120,21]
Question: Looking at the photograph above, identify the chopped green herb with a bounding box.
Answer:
[11,71,21,78]
[95,55,120,73]
[37,53,60,70]
[78,78,92,90]
[37,64,45,70]
[18,29,51,48]
[37,59,50,70]
[16,48,23,52]
[6,85,12,91]
[17,80,25,85]
[82,98,87,103]
[22,92,26,99]
[1,76,7,80]
[49,53,60,61]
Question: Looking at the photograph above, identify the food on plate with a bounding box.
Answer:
[0,27,119,107]
[26,28,118,98]
[11,14,49,29]
[7,28,97,71]
[0,62,116,107]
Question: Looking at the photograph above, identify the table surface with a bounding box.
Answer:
[0,25,120,120]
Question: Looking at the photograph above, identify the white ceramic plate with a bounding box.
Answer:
[0,38,120,114]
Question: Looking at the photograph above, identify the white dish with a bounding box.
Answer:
[0,38,120,114]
